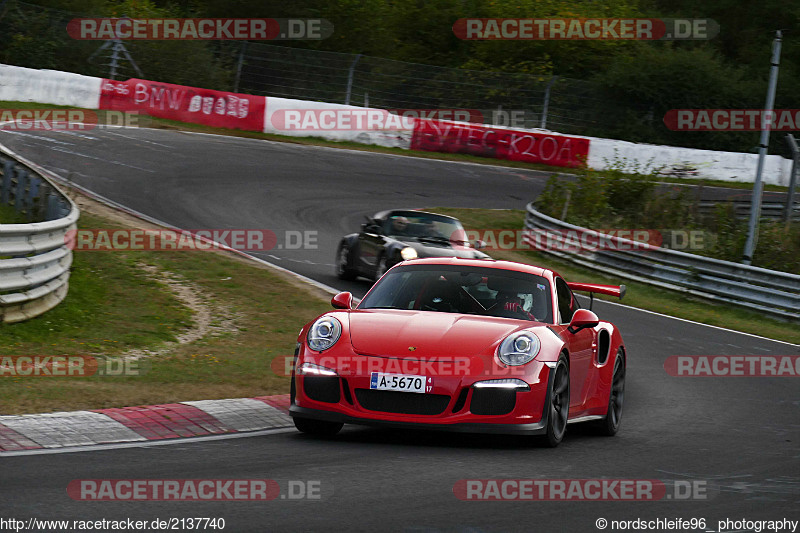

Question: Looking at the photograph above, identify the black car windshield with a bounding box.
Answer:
[383,212,465,243]
[359,264,553,323]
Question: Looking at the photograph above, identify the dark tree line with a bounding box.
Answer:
[3,0,798,154]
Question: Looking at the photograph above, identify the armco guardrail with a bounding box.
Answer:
[0,145,78,323]
[524,204,800,321]
[695,199,800,221]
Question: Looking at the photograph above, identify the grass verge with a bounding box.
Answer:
[0,194,330,415]
[434,207,800,345]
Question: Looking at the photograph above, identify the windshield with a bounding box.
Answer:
[359,264,553,323]
[383,212,465,243]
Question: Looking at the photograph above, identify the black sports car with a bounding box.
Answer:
[336,210,490,281]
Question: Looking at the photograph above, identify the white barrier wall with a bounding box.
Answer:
[0,64,101,109]
[586,136,792,186]
[263,97,413,149]
[0,63,791,185]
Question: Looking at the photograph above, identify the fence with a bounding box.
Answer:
[0,144,78,323]
[524,204,800,320]
[235,43,622,134]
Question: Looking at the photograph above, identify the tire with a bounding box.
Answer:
[595,350,625,436]
[542,355,570,447]
[373,253,388,282]
[336,242,357,281]
[293,416,344,437]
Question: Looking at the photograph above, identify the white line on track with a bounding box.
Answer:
[48,130,100,141]
[49,146,156,173]
[101,129,174,148]
[0,130,74,145]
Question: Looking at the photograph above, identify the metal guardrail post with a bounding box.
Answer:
[14,168,26,212]
[541,76,558,130]
[344,53,362,106]
[1,159,11,205]
[233,41,247,94]
[46,193,59,221]
[785,134,799,224]
[27,175,41,221]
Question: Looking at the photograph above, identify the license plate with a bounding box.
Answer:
[370,372,430,394]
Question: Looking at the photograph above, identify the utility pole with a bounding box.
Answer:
[742,30,782,265]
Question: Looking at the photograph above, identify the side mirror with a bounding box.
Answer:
[473,239,486,250]
[331,291,354,310]
[568,309,599,333]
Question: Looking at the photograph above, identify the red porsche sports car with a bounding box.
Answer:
[289,257,626,446]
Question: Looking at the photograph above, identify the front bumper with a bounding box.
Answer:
[290,355,555,436]
[289,404,548,435]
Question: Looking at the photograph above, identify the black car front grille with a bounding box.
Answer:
[470,388,517,415]
[303,376,341,403]
[355,389,450,415]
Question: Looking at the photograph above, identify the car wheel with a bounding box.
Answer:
[595,350,625,436]
[374,254,388,282]
[542,356,569,447]
[336,243,357,280]
[293,416,344,437]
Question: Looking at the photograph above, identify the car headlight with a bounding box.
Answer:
[400,247,418,260]
[498,332,541,366]
[297,362,338,376]
[307,316,342,352]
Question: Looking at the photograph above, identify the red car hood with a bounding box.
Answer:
[348,309,537,359]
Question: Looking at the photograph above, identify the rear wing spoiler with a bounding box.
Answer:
[567,282,626,300]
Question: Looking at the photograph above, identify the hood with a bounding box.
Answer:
[395,238,484,259]
[348,309,541,359]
